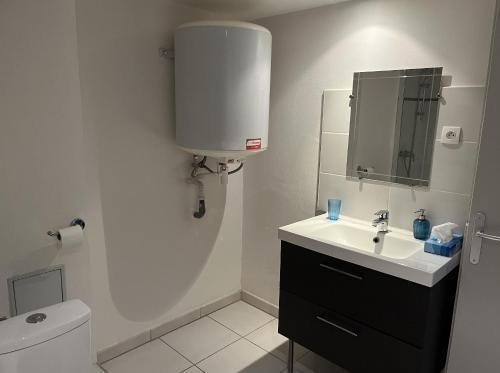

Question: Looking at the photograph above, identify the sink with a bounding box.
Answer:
[278,214,460,286]
[311,220,423,259]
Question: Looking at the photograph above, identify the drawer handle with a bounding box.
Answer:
[319,264,363,280]
[316,316,359,337]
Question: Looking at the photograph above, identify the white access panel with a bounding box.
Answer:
[7,265,66,316]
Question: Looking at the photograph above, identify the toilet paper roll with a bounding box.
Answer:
[58,225,84,248]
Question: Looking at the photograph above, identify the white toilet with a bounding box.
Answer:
[0,300,91,373]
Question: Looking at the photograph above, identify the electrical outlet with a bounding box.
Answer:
[441,126,461,144]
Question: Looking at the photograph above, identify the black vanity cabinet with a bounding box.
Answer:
[278,241,459,373]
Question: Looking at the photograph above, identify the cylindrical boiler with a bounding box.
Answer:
[175,21,272,159]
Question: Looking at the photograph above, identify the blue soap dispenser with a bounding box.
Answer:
[413,209,430,240]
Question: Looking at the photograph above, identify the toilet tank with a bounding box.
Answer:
[0,300,91,373]
[175,21,272,159]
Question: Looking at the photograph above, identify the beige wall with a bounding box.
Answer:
[243,0,496,306]
[0,0,243,353]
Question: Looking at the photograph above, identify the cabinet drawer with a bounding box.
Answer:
[279,291,423,373]
[280,241,429,346]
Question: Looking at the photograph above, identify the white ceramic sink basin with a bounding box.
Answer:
[310,220,422,259]
[278,214,461,287]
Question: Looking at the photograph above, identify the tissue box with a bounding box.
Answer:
[424,234,463,257]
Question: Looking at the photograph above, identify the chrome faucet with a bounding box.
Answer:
[373,210,389,233]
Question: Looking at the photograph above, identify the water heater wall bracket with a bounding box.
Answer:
[159,48,175,61]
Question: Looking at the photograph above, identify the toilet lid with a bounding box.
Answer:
[0,299,90,355]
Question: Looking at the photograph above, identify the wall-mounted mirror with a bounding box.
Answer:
[346,67,443,186]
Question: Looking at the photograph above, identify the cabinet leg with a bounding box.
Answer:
[288,340,294,372]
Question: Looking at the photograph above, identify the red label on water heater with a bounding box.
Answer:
[246,138,262,150]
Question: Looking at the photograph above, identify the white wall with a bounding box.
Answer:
[0,0,90,317]
[243,0,496,306]
[76,0,243,351]
[0,0,243,353]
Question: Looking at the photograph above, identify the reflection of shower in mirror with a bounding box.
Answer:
[397,75,437,179]
[346,67,443,186]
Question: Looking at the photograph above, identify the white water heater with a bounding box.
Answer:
[175,21,272,160]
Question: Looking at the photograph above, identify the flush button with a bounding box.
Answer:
[26,313,47,324]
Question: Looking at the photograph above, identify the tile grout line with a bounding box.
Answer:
[245,316,277,334]
[242,321,309,366]
[102,296,245,366]
[242,335,288,366]
[100,318,205,369]
[208,311,276,338]
[194,335,287,373]
[97,291,242,364]
[102,300,277,373]
[319,171,472,197]
[198,310,280,367]
[160,321,245,368]
[322,131,349,135]
[387,179,391,211]
[159,311,250,368]
[207,314,246,337]
[420,188,470,197]
[99,337,153,366]
[323,88,351,92]
[204,311,284,366]
[158,337,198,367]
[180,364,204,373]
[193,336,243,367]
[436,139,477,144]
[154,311,202,339]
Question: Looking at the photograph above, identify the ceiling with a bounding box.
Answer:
[172,0,350,20]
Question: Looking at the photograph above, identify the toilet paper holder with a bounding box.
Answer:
[47,218,86,240]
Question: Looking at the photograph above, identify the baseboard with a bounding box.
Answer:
[241,290,279,318]
[97,329,151,364]
[97,290,241,364]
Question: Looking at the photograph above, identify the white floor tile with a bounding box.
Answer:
[161,317,240,363]
[182,366,203,373]
[246,319,308,362]
[297,352,349,373]
[197,339,286,373]
[209,301,275,336]
[101,339,191,373]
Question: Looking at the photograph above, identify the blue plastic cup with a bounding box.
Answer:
[328,199,341,220]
